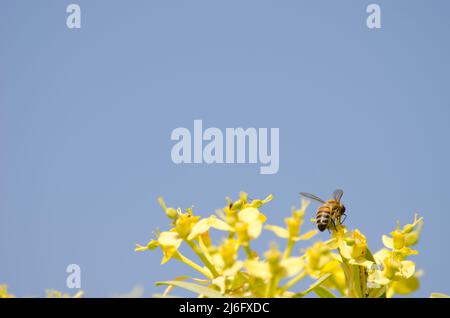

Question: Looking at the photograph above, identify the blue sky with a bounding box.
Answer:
[1,1,449,297]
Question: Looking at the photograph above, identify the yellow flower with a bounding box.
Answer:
[234,207,267,244]
[386,271,422,297]
[266,199,317,242]
[367,215,423,296]
[352,229,365,250]
[304,242,343,279]
[156,197,201,239]
[174,213,200,239]
[136,231,183,264]
[369,250,415,289]
[222,193,272,224]
[386,257,415,281]
[244,259,272,280]
[138,194,429,298]
[244,245,304,281]
[157,231,183,264]
[350,230,369,260]
[302,241,345,294]
[217,238,240,268]
[305,242,331,274]
[330,228,373,269]
[0,284,15,298]
[187,216,234,241]
[382,214,423,252]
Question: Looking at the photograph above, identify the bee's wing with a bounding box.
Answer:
[333,189,344,202]
[300,192,326,204]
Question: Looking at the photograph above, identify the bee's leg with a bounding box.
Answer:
[330,218,337,230]
[341,214,347,224]
[326,219,333,233]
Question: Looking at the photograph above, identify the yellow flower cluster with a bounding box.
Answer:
[0,196,445,298]
[136,193,427,298]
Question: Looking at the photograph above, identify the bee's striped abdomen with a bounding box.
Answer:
[316,206,331,232]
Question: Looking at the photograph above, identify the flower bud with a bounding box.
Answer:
[231,200,243,211]
[402,223,415,234]
[391,229,406,250]
[148,240,160,249]
[405,232,419,246]
[250,200,263,208]
[165,207,178,220]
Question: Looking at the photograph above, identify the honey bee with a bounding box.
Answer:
[300,189,347,232]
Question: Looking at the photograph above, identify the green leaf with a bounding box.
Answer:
[365,247,376,263]
[156,281,228,298]
[293,273,332,298]
[430,293,450,298]
[313,285,337,298]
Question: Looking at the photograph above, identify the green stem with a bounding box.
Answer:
[264,279,271,298]
[174,252,213,279]
[187,240,220,278]
[283,239,295,259]
[268,275,280,297]
[280,271,307,292]
[339,256,356,298]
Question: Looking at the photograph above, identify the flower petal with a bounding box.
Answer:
[158,231,182,248]
[338,240,352,259]
[373,248,390,263]
[247,220,263,239]
[281,257,304,277]
[381,235,394,249]
[348,258,374,268]
[209,216,234,232]
[187,219,210,240]
[390,275,420,295]
[134,244,149,252]
[297,229,318,241]
[265,225,289,239]
[238,207,260,223]
[400,260,415,279]
[244,260,271,280]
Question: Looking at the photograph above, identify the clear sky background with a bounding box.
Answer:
[1,1,449,297]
